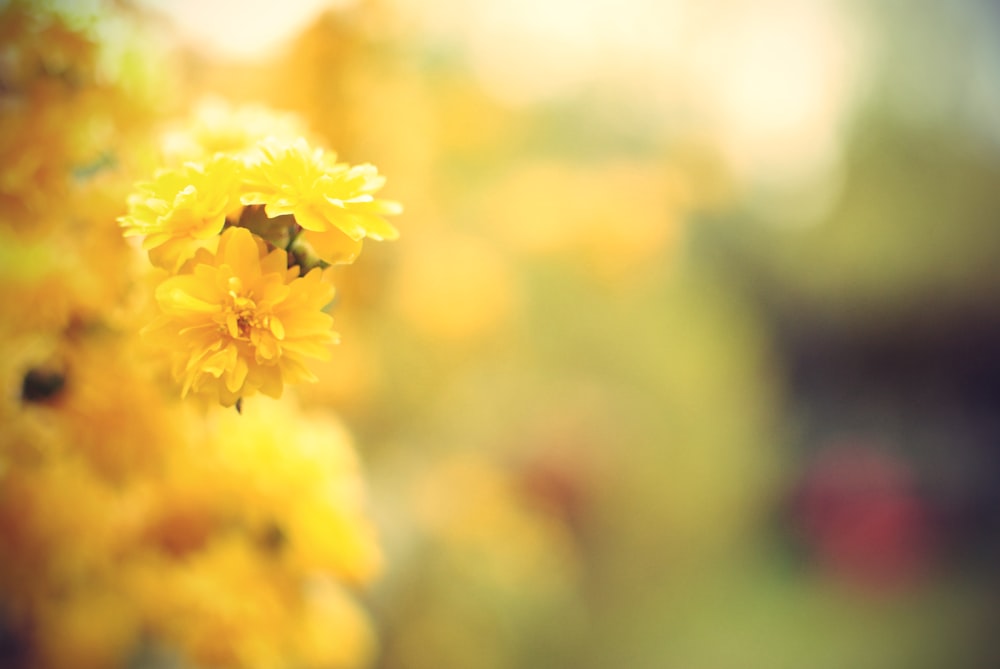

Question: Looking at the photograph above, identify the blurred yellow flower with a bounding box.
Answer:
[161,98,311,164]
[394,233,517,341]
[207,401,383,582]
[293,576,376,669]
[144,227,338,406]
[119,154,243,271]
[241,138,401,265]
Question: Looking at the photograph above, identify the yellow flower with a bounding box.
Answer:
[144,227,338,406]
[241,138,401,265]
[119,154,242,271]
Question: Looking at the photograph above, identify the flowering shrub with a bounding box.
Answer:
[0,3,399,668]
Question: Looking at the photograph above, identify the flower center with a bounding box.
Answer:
[217,276,283,363]
[222,277,265,341]
[234,306,258,338]
[222,294,259,340]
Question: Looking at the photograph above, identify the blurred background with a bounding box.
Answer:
[15,0,1000,666]
[161,0,1000,667]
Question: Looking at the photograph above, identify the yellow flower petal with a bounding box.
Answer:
[302,229,364,266]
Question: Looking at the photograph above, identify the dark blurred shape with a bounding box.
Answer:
[20,367,65,404]
[258,521,287,554]
[774,298,1000,569]
[0,610,27,669]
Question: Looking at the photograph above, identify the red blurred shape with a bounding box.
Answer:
[792,440,935,592]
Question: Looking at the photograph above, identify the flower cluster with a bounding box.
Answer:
[1,7,394,669]
[120,113,402,407]
[2,337,382,669]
